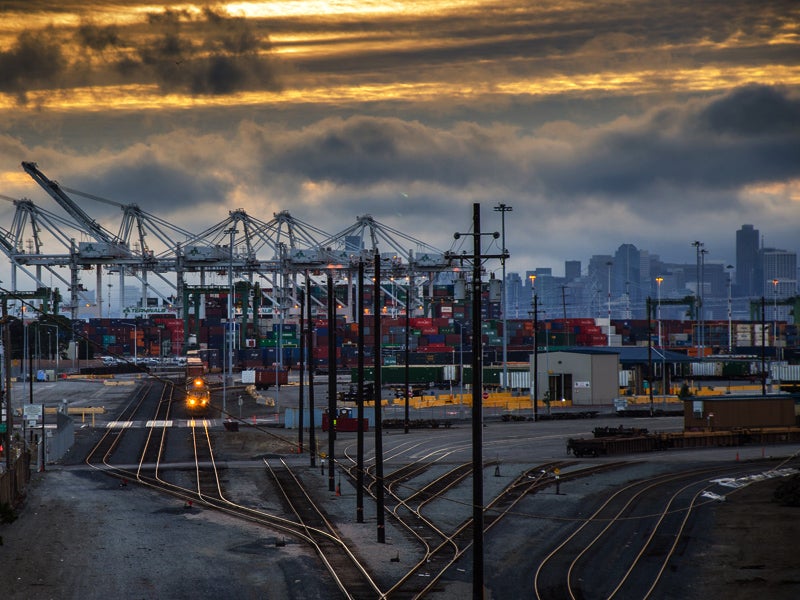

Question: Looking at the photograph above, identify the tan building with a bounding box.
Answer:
[530,350,620,406]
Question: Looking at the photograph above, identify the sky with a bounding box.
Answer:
[1,0,799,291]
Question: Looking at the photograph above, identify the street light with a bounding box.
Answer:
[454,319,465,415]
[494,202,512,391]
[655,276,663,348]
[727,266,734,353]
[772,278,779,349]
[606,261,612,346]
[40,323,59,378]
[529,274,538,421]
[692,241,704,357]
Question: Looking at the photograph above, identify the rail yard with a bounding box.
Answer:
[2,375,799,599]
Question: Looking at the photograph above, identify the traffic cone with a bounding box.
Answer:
[184,499,193,509]
[335,483,341,496]
[735,452,739,462]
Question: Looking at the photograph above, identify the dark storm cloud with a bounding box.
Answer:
[694,85,800,137]
[125,7,278,96]
[76,22,121,52]
[250,85,799,213]
[71,160,231,214]
[0,28,66,103]
[0,6,278,105]
[265,117,515,187]
[537,86,800,199]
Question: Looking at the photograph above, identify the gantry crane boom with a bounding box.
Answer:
[21,162,119,245]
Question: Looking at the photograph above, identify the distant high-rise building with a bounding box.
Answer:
[588,255,614,299]
[505,272,524,317]
[762,248,797,298]
[736,224,759,296]
[613,244,641,307]
[565,260,581,281]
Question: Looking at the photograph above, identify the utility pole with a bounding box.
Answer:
[373,251,385,543]
[327,271,336,493]
[451,203,508,600]
[356,259,365,524]
[306,271,316,468]
[494,203,512,390]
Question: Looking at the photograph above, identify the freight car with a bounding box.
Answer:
[253,367,289,390]
[322,408,369,433]
[567,435,663,457]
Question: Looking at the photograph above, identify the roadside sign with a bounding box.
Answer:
[24,405,43,419]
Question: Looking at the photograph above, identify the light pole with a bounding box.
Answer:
[727,266,734,353]
[692,241,704,356]
[772,278,779,350]
[655,276,663,347]
[494,202,512,391]
[454,319,465,415]
[121,322,137,365]
[606,261,612,346]
[529,274,538,422]
[40,323,59,378]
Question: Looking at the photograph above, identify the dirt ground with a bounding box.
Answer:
[685,476,800,600]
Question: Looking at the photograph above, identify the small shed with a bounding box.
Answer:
[683,395,797,430]
[531,350,619,406]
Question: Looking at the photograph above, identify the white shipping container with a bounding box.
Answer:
[772,364,800,381]
[500,371,529,389]
[691,362,722,377]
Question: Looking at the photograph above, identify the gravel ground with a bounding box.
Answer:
[0,467,340,600]
[3,447,798,599]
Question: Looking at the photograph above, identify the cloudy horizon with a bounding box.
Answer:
[1,1,799,284]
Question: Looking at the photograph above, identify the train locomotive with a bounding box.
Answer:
[184,352,211,416]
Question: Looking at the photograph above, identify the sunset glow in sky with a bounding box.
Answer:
[1,1,799,281]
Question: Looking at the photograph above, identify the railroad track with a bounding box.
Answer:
[265,458,383,599]
[532,459,798,600]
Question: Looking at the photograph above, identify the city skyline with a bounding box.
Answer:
[1,1,799,286]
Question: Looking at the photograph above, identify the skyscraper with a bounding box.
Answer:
[565,260,581,281]
[736,224,759,297]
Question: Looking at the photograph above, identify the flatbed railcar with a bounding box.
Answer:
[567,427,800,457]
[567,435,663,457]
